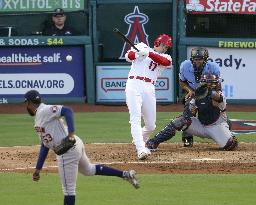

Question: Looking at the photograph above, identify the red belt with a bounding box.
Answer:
[129,76,155,85]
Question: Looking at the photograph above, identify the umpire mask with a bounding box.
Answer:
[190,47,209,82]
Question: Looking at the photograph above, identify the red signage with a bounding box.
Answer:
[185,0,256,14]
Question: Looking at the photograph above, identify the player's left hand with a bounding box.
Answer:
[33,169,40,182]
[53,136,76,155]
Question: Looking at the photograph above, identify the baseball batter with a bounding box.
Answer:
[24,90,139,205]
[125,34,172,160]
[146,73,238,151]
[179,47,221,147]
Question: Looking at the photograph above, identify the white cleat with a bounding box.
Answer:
[137,148,151,160]
[123,170,140,189]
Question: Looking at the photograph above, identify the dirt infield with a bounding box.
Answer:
[1,103,256,114]
[0,142,256,174]
[0,103,256,174]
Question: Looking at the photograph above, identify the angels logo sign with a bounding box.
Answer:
[119,6,149,59]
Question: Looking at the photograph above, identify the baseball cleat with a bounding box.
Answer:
[123,170,140,189]
[182,136,193,147]
[137,148,151,160]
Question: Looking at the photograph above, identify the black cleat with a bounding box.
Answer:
[182,136,193,147]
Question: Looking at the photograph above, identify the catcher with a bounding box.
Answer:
[24,90,139,205]
[179,47,221,147]
[146,73,238,151]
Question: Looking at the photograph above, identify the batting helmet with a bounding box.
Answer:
[154,34,172,48]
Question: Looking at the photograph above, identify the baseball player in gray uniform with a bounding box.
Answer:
[24,90,139,205]
[146,73,238,151]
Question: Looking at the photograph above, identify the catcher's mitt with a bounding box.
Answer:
[54,136,76,155]
[194,83,209,100]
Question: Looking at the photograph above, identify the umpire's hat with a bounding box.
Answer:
[24,90,42,104]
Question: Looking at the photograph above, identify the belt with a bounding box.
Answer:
[129,76,155,85]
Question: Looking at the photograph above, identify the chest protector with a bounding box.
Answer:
[196,95,221,125]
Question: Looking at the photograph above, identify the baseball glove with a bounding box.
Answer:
[194,83,209,100]
[53,136,76,155]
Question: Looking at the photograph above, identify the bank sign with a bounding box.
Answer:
[0,46,84,103]
[186,0,256,14]
[96,66,174,103]
[0,0,84,12]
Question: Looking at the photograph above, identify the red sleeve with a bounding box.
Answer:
[148,52,171,66]
[127,51,136,60]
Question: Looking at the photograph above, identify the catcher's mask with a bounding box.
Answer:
[200,73,219,90]
[190,47,209,82]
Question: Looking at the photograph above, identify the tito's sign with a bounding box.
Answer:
[186,0,256,14]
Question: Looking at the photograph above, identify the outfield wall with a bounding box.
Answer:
[1,0,256,104]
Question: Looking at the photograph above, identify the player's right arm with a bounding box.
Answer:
[179,80,195,101]
[179,62,194,101]
[33,143,49,182]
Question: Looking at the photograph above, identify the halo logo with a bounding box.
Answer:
[231,119,256,135]
[119,6,149,59]
[186,0,204,11]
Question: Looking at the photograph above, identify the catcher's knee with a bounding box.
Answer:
[172,115,192,131]
[223,136,238,151]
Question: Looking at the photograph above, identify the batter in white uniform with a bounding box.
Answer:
[125,34,172,160]
[24,90,139,205]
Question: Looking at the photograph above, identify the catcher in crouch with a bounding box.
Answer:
[146,73,238,151]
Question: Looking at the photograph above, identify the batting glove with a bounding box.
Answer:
[136,49,149,58]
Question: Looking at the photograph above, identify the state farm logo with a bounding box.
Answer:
[186,0,256,14]
[186,0,204,11]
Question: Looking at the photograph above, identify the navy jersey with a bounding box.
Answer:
[196,95,221,125]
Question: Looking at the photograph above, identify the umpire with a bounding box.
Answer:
[178,47,221,147]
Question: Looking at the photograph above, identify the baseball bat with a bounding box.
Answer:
[113,28,139,52]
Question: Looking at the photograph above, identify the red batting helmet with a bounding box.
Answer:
[154,34,172,48]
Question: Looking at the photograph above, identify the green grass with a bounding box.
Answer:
[0,112,256,146]
[0,112,256,205]
[0,173,255,205]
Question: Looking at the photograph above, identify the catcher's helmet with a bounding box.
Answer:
[24,90,41,104]
[200,73,220,90]
[154,34,172,48]
[190,47,209,61]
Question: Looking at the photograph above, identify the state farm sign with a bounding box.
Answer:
[185,0,256,14]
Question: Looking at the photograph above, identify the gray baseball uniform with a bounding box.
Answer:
[184,93,231,147]
[34,103,95,195]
